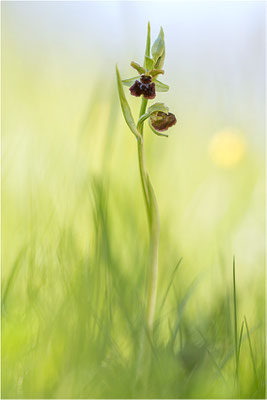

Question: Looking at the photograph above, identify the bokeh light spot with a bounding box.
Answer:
[209,128,246,167]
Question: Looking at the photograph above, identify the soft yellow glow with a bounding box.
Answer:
[209,128,246,167]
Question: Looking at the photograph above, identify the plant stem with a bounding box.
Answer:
[145,176,160,329]
[137,96,160,331]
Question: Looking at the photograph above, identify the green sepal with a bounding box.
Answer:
[116,66,141,140]
[154,79,169,92]
[130,61,145,75]
[150,69,164,77]
[151,27,165,68]
[122,77,169,93]
[144,56,154,71]
[147,103,169,115]
[122,76,139,87]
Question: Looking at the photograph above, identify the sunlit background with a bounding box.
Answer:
[2,1,265,398]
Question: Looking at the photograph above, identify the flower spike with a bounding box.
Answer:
[115,24,177,354]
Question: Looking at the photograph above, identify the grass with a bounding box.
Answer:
[2,53,265,399]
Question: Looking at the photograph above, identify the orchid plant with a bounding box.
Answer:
[116,22,176,332]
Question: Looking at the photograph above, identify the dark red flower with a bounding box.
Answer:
[129,80,143,97]
[129,75,156,99]
[150,111,176,132]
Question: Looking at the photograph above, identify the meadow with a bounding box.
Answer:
[2,2,265,399]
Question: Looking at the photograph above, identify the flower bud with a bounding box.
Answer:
[150,111,176,132]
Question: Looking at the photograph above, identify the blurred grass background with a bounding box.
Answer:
[2,1,265,398]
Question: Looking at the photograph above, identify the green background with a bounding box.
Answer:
[2,1,265,398]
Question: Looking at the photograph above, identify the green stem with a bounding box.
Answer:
[134,95,160,395]
[145,176,160,329]
[137,96,160,330]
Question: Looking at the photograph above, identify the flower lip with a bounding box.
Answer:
[129,80,143,97]
[129,75,156,99]
[140,81,155,99]
[150,111,177,131]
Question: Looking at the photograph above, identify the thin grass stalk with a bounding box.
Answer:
[237,320,244,368]
[232,256,238,379]
[244,315,258,385]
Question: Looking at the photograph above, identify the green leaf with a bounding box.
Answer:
[151,27,165,66]
[144,56,154,71]
[130,61,145,75]
[154,79,169,92]
[115,66,141,140]
[122,76,139,88]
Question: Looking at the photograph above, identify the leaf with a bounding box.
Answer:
[154,79,169,92]
[130,61,145,75]
[115,66,141,140]
[122,76,139,88]
[151,27,165,65]
[144,56,154,71]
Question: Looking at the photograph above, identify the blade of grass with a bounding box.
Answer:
[219,322,262,371]
[237,320,244,369]
[2,247,26,306]
[244,315,258,385]
[196,327,227,387]
[158,257,183,317]
[171,275,201,347]
[232,256,238,377]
